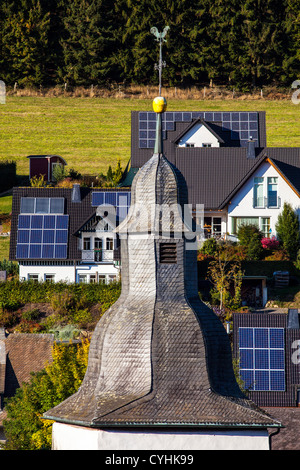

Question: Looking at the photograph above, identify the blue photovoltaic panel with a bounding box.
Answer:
[56,215,69,229]
[43,215,56,229]
[16,214,68,259]
[31,215,43,229]
[43,230,55,244]
[18,215,31,229]
[16,244,29,259]
[30,230,42,243]
[55,245,67,259]
[17,230,30,244]
[55,230,68,244]
[42,244,54,259]
[239,327,285,392]
[92,192,104,206]
[138,111,260,149]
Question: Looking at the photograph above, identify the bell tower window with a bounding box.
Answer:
[159,243,177,264]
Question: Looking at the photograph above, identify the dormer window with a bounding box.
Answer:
[202,143,212,148]
[186,143,195,148]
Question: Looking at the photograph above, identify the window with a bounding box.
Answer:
[45,274,55,282]
[83,237,91,250]
[268,177,278,207]
[89,274,96,283]
[261,217,270,237]
[204,217,222,238]
[106,238,113,251]
[98,275,106,284]
[79,274,88,283]
[202,143,212,148]
[94,238,102,262]
[253,177,264,207]
[239,327,285,391]
[232,217,259,235]
[232,217,271,238]
[186,143,195,148]
[108,275,116,283]
[28,274,39,282]
[159,243,177,264]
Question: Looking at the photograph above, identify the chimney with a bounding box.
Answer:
[287,308,300,329]
[247,137,256,159]
[72,183,81,203]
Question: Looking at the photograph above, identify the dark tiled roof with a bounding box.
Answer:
[130,110,270,209]
[175,147,265,209]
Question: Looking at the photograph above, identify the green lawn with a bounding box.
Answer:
[0,96,299,177]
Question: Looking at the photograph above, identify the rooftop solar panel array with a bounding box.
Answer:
[16,214,69,259]
[91,191,131,222]
[239,327,285,392]
[138,111,259,149]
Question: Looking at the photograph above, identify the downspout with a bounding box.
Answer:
[269,426,281,450]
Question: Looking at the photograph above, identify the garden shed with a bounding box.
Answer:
[27,155,67,182]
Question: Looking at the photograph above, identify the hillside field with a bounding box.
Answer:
[0,96,299,178]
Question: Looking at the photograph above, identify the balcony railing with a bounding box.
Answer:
[253,196,281,209]
[82,250,113,262]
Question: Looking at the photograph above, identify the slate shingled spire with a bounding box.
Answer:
[44,99,280,431]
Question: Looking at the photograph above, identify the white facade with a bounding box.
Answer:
[227,160,300,239]
[178,122,220,148]
[52,422,270,451]
[19,225,120,284]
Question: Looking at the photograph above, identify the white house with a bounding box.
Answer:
[10,186,130,284]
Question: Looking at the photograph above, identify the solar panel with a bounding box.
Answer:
[239,327,285,392]
[91,191,131,222]
[16,214,68,259]
[20,197,64,214]
[138,111,260,149]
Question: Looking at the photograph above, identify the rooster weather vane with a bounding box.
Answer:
[150,26,169,96]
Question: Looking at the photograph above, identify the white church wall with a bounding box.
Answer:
[52,422,270,451]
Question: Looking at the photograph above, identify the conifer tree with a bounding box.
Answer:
[0,0,50,86]
[57,0,116,86]
[275,202,300,260]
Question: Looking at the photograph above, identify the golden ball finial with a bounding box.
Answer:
[153,96,167,113]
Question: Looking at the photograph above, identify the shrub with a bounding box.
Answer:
[237,224,262,246]
[261,236,280,250]
[275,202,300,260]
[22,308,40,321]
[200,238,217,256]
[247,233,264,260]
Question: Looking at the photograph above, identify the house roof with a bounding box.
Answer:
[219,147,300,209]
[27,155,67,165]
[9,187,129,262]
[172,118,225,144]
[129,111,299,210]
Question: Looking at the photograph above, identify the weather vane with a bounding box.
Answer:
[150,26,169,96]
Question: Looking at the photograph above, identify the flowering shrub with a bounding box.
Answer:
[261,236,280,250]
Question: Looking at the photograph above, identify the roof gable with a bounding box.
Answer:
[173,118,225,147]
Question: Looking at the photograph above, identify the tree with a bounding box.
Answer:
[0,0,50,86]
[275,202,300,260]
[3,339,90,450]
[207,245,244,312]
[57,0,116,86]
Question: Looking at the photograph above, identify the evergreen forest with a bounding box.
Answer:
[0,0,299,91]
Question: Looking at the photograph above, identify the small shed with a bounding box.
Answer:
[27,155,67,182]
